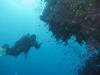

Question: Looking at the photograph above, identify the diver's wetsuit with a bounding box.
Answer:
[5,34,40,57]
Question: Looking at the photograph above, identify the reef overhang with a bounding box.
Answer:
[40,0,100,50]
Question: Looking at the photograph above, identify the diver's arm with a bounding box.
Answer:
[34,42,41,49]
[30,34,41,49]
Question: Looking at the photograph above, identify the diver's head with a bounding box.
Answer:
[30,34,41,49]
[30,34,36,41]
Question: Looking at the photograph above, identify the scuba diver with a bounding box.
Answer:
[0,34,41,58]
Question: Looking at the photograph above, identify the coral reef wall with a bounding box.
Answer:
[40,0,100,49]
[40,0,100,75]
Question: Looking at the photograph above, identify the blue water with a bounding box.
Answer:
[0,0,92,75]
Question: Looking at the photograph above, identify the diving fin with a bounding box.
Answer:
[0,46,6,56]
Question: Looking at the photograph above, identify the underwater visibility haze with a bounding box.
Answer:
[0,0,100,75]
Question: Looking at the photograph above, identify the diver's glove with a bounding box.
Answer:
[35,43,41,49]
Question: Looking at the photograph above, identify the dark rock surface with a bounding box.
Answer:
[40,0,100,75]
[79,50,100,75]
[40,0,100,49]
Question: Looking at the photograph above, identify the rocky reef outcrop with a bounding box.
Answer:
[40,0,100,74]
[40,0,100,49]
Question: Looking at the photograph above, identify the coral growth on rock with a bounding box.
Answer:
[40,0,100,50]
[40,0,100,74]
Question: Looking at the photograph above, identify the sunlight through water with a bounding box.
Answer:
[15,0,42,8]
[20,0,35,6]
